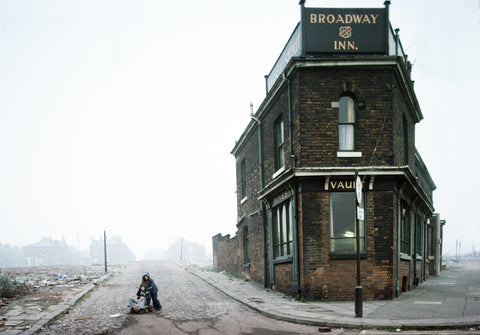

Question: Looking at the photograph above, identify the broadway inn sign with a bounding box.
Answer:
[266,1,391,92]
[303,7,388,53]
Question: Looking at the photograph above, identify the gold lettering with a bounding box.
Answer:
[352,14,363,23]
[334,40,346,50]
[330,181,338,189]
[334,41,357,50]
[345,181,353,189]
[361,15,371,24]
[309,13,380,24]
[337,181,344,189]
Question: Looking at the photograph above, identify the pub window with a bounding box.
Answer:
[329,192,365,254]
[243,226,250,263]
[240,159,246,199]
[273,200,293,259]
[400,202,411,255]
[338,96,356,151]
[274,118,285,171]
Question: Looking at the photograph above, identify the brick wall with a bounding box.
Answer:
[273,262,293,293]
[214,57,434,301]
[297,187,397,300]
[295,66,396,168]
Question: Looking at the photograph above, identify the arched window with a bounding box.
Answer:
[338,96,356,151]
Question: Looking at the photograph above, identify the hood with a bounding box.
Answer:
[143,272,150,280]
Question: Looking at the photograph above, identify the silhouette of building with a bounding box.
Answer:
[89,235,136,263]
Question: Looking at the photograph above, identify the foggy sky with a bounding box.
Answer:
[0,0,479,259]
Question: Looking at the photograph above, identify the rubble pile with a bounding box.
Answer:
[0,264,121,333]
[1,264,105,288]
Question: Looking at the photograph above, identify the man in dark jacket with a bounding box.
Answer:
[142,272,162,310]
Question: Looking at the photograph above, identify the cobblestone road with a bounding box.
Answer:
[39,261,330,334]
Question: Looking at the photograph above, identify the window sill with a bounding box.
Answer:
[337,151,362,158]
[400,253,412,261]
[329,252,367,260]
[241,197,248,205]
[273,256,293,264]
[272,166,285,179]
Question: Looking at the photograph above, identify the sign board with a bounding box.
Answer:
[357,207,364,220]
[266,23,302,92]
[356,175,362,204]
[302,7,387,54]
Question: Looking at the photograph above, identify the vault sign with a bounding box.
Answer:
[301,7,388,54]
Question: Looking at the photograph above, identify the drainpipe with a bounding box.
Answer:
[284,74,299,294]
[434,213,441,276]
[396,199,401,297]
[250,103,268,288]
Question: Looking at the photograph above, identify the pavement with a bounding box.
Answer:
[187,260,480,330]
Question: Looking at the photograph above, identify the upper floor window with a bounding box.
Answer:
[274,118,285,171]
[338,96,356,151]
[403,115,409,165]
[240,159,246,199]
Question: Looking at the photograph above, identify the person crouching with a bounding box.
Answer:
[128,282,152,313]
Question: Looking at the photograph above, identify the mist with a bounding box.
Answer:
[0,0,479,262]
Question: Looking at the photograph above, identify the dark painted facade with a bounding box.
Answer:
[213,2,443,301]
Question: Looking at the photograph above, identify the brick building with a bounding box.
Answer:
[213,1,444,301]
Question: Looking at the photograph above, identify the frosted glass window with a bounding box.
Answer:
[338,96,356,151]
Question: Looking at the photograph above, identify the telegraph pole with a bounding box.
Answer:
[104,230,108,273]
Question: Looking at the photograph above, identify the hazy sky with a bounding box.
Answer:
[1,0,479,259]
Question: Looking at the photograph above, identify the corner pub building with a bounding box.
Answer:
[212,1,445,301]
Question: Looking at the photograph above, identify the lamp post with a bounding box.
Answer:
[355,170,363,317]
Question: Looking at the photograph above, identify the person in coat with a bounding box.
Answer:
[142,271,162,310]
[128,282,152,313]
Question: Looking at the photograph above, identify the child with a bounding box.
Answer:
[142,272,162,310]
[128,282,152,313]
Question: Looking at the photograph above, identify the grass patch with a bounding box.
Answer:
[0,275,31,299]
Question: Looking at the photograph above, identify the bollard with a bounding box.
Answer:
[355,286,363,317]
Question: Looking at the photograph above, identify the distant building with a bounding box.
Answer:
[23,237,78,266]
[213,2,444,301]
[0,242,24,268]
[144,248,167,260]
[89,236,136,263]
[168,238,206,261]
